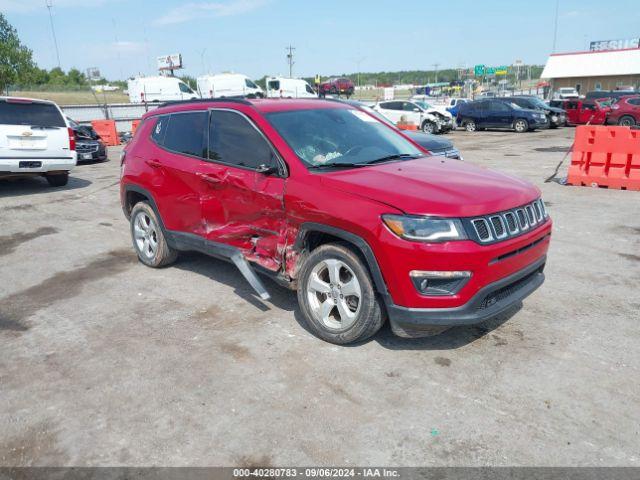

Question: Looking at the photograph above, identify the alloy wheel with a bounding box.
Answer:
[306,259,362,331]
[133,211,158,260]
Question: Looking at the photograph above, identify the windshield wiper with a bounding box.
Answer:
[30,125,62,129]
[355,153,422,166]
[307,163,365,170]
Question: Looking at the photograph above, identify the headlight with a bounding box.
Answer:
[382,215,467,242]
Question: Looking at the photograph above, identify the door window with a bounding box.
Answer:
[208,110,274,170]
[245,79,258,89]
[628,98,640,106]
[179,82,193,93]
[380,102,402,110]
[403,102,419,111]
[305,83,315,94]
[492,102,511,112]
[162,112,208,158]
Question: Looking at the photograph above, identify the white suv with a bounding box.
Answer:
[0,97,76,186]
[373,100,453,134]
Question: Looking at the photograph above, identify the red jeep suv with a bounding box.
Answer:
[120,98,552,344]
[607,95,640,126]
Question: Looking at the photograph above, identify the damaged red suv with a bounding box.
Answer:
[120,99,551,344]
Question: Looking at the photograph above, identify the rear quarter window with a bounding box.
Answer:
[0,101,65,127]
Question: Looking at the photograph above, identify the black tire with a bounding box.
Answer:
[130,202,177,268]
[618,116,636,127]
[514,118,529,133]
[464,119,477,132]
[422,120,437,134]
[297,242,385,345]
[46,173,69,187]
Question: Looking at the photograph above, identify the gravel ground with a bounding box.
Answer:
[1,127,638,466]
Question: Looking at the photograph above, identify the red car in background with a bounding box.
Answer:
[319,77,355,97]
[607,95,640,126]
[550,99,609,125]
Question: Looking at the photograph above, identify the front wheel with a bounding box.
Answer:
[46,173,69,187]
[297,243,385,345]
[422,120,437,134]
[514,119,529,133]
[464,119,477,132]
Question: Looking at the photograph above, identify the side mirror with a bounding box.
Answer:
[256,163,277,175]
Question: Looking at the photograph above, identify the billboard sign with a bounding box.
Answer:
[157,54,183,71]
[589,38,639,51]
[474,65,508,76]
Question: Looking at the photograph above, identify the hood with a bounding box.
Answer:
[403,131,453,152]
[319,158,539,217]
[545,106,566,114]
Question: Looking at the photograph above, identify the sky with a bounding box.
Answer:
[2,0,640,81]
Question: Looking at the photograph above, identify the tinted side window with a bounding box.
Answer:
[305,83,315,94]
[403,102,417,111]
[268,80,280,90]
[208,110,273,169]
[493,102,510,112]
[0,101,65,127]
[628,98,640,106]
[163,112,207,158]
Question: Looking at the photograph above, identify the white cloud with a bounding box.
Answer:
[0,0,112,13]
[153,0,268,26]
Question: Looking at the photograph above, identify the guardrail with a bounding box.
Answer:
[60,103,159,132]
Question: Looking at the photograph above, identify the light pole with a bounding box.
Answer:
[552,0,560,53]
[45,0,61,69]
[286,45,295,78]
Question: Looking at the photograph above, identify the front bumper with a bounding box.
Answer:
[388,255,546,338]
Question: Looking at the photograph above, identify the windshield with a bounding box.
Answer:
[414,101,433,110]
[266,107,423,168]
[526,97,549,109]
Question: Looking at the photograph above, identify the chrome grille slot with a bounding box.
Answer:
[489,215,507,239]
[525,205,536,225]
[516,209,529,230]
[503,212,519,234]
[472,218,493,242]
[533,201,542,221]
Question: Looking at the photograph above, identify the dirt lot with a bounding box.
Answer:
[1,127,639,467]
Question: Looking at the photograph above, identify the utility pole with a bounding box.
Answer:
[45,0,61,69]
[286,45,295,78]
[432,63,441,84]
[552,0,560,53]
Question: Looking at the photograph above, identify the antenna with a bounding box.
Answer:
[286,45,295,78]
[45,0,61,68]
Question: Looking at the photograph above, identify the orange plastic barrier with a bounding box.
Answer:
[567,125,640,191]
[397,123,418,131]
[91,120,119,146]
[131,120,140,135]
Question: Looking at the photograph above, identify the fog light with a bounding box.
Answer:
[409,270,472,296]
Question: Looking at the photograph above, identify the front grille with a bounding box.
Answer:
[469,199,548,244]
[76,143,99,153]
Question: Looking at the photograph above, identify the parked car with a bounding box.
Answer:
[607,95,640,126]
[554,87,580,100]
[197,73,263,98]
[342,100,462,160]
[548,99,609,125]
[373,100,453,134]
[265,76,316,98]
[0,96,76,186]
[120,98,551,344]
[127,76,199,103]
[319,78,354,97]
[457,99,549,133]
[502,96,567,128]
[67,117,107,162]
[584,90,636,102]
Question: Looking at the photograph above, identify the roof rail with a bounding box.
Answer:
[158,97,254,108]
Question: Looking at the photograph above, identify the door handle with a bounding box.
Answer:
[196,172,223,185]
[145,159,162,168]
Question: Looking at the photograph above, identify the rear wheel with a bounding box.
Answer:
[46,173,69,187]
[130,202,177,268]
[297,243,385,345]
[514,119,529,133]
[618,115,636,127]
